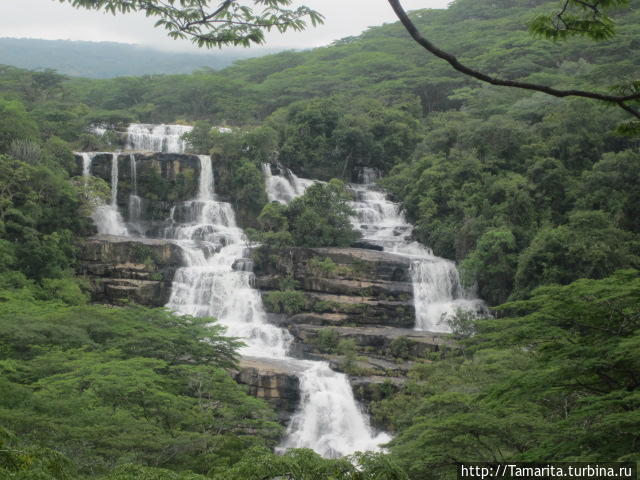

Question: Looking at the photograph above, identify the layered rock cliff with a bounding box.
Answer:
[76,237,452,423]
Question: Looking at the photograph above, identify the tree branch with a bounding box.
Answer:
[387,0,640,120]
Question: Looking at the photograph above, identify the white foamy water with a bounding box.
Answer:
[128,154,143,235]
[165,156,292,358]
[281,361,391,458]
[77,139,388,458]
[79,152,129,236]
[262,163,315,204]
[349,177,485,332]
[126,123,193,153]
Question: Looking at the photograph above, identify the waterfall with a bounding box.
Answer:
[165,155,292,358]
[77,136,389,458]
[163,156,387,456]
[263,163,298,203]
[281,361,391,458]
[261,164,486,332]
[263,163,316,203]
[79,152,128,236]
[348,182,486,333]
[81,152,92,178]
[128,154,143,233]
[126,123,193,153]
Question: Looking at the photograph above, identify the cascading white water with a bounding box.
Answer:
[349,177,485,332]
[162,156,388,456]
[77,142,388,457]
[165,155,292,358]
[126,123,193,153]
[281,361,391,458]
[263,163,316,203]
[81,152,92,178]
[79,152,129,236]
[262,163,299,203]
[262,164,486,332]
[128,154,143,234]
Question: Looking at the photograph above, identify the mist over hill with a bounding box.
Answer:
[0,37,279,78]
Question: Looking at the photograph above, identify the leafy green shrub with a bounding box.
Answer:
[263,290,307,315]
[0,297,279,476]
[442,307,478,339]
[315,329,340,353]
[389,337,412,360]
[278,276,299,291]
[308,256,353,278]
[38,277,88,306]
[253,180,359,248]
[338,339,358,373]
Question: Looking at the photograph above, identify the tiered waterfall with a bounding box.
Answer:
[262,164,486,332]
[78,126,389,458]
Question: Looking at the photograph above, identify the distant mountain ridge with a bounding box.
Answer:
[0,38,277,78]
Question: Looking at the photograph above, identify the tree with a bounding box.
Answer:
[386,0,640,123]
[60,0,323,47]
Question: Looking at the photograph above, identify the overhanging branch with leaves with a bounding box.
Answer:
[387,0,640,120]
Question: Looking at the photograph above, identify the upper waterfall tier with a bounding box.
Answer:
[125,123,193,153]
[79,152,128,236]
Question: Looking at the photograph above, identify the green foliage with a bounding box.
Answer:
[315,328,340,353]
[308,256,354,278]
[0,153,91,283]
[514,210,640,294]
[442,308,478,340]
[254,180,359,248]
[203,128,270,227]
[286,180,359,248]
[0,294,281,476]
[338,339,358,373]
[382,102,639,304]
[211,447,408,480]
[0,426,76,480]
[461,228,519,305]
[377,271,640,477]
[529,0,628,41]
[263,290,307,315]
[273,96,421,180]
[0,99,39,152]
[61,0,323,48]
[389,337,412,360]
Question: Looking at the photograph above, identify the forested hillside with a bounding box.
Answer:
[0,0,638,477]
[0,38,272,78]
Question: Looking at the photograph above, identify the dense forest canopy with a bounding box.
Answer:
[0,0,638,477]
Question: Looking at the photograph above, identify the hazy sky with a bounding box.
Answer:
[0,0,450,52]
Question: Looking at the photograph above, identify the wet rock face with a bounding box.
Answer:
[253,247,415,327]
[77,235,183,306]
[234,357,301,423]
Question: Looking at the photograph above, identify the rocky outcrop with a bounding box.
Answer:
[77,239,455,423]
[254,247,415,328]
[235,357,301,423]
[254,247,413,283]
[74,152,201,221]
[287,324,450,359]
[77,235,183,306]
[250,246,448,417]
